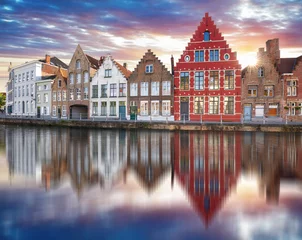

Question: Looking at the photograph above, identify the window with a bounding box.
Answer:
[101,102,107,116]
[31,84,34,94]
[224,97,234,114]
[44,107,48,115]
[69,89,74,100]
[44,84,47,90]
[22,73,25,81]
[31,70,34,81]
[130,101,137,106]
[195,178,204,195]
[31,101,34,113]
[145,64,153,73]
[76,73,81,83]
[84,71,89,83]
[110,84,117,97]
[209,71,219,90]
[287,80,297,96]
[18,87,20,97]
[194,97,204,114]
[140,101,148,115]
[119,83,126,97]
[76,88,81,100]
[69,73,74,84]
[151,101,159,115]
[57,92,61,101]
[130,83,138,96]
[141,82,148,96]
[162,81,171,95]
[151,82,159,96]
[83,87,88,100]
[180,72,189,90]
[58,80,62,88]
[162,100,171,116]
[92,85,98,98]
[105,69,112,77]
[62,90,67,101]
[209,96,219,114]
[101,84,107,97]
[26,72,29,81]
[26,85,29,96]
[52,106,56,116]
[76,60,81,69]
[264,85,274,97]
[53,92,56,101]
[37,94,41,103]
[204,31,210,41]
[248,86,257,97]
[258,67,264,77]
[110,102,116,115]
[210,50,219,61]
[44,93,48,103]
[92,102,98,116]
[195,50,204,62]
[224,70,234,89]
[22,86,24,96]
[195,71,204,90]
[62,105,66,116]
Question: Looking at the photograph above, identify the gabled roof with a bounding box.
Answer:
[39,56,68,69]
[41,74,57,80]
[86,54,99,70]
[278,58,297,74]
[113,60,132,78]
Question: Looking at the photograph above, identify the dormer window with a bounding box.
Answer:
[258,67,264,77]
[105,69,112,77]
[146,64,153,73]
[76,60,81,69]
[204,31,210,41]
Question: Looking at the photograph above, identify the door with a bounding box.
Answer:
[244,105,252,121]
[180,99,189,120]
[119,106,126,120]
[58,107,61,118]
[130,106,137,120]
[37,107,41,118]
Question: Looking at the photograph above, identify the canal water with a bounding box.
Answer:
[0,125,301,240]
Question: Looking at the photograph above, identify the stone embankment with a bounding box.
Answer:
[1,118,302,132]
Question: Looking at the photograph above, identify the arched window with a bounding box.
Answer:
[76,60,81,69]
[84,71,89,83]
[204,31,210,41]
[69,73,74,84]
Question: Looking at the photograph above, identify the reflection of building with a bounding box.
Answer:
[174,131,241,227]
[241,132,302,204]
[125,130,173,192]
[90,129,127,188]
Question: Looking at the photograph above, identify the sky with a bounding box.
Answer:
[0,0,302,92]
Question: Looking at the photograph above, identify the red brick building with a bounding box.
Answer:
[174,13,241,121]
[174,131,241,226]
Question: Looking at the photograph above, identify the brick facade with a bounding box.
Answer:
[127,49,174,120]
[174,12,241,122]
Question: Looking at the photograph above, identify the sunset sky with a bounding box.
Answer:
[0,0,301,92]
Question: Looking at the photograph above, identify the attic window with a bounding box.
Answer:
[258,67,264,77]
[105,69,112,78]
[146,64,153,73]
[204,31,210,41]
[76,60,81,69]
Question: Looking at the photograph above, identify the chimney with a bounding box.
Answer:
[123,63,127,69]
[171,55,174,75]
[45,54,51,64]
[266,38,280,64]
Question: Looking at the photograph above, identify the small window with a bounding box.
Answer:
[145,64,153,73]
[58,80,62,88]
[76,60,81,69]
[258,67,264,77]
[204,31,210,41]
[105,69,112,77]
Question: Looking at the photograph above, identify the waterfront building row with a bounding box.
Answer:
[5,13,302,122]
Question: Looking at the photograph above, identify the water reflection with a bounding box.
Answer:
[3,126,302,230]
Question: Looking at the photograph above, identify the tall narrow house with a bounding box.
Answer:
[174,13,241,122]
[127,49,174,121]
[67,45,99,119]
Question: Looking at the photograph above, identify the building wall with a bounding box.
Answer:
[242,39,283,118]
[90,56,128,119]
[51,69,68,119]
[36,79,53,117]
[127,49,174,121]
[283,58,302,121]
[174,13,241,122]
[67,45,93,119]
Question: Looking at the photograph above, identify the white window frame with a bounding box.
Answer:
[62,105,66,116]
[162,100,171,116]
[151,101,159,116]
[130,83,138,96]
[140,101,148,115]
[162,81,171,95]
[145,64,153,73]
[141,82,148,96]
[151,82,159,96]
[52,106,56,116]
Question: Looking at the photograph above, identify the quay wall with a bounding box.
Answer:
[1,118,302,132]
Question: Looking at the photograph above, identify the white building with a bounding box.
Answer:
[90,55,131,119]
[7,55,67,117]
[36,75,55,118]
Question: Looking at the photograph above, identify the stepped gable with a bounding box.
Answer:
[130,49,171,78]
